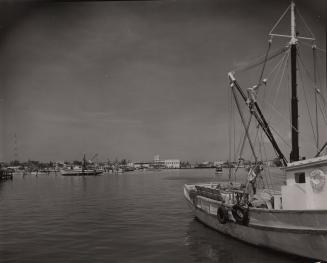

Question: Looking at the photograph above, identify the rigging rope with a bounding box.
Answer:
[257,40,272,87]
[298,60,318,146]
[265,100,300,136]
[318,101,327,125]
[232,46,289,73]
[238,115,254,162]
[269,125,292,149]
[272,49,290,108]
[261,49,290,121]
[298,52,327,113]
[261,131,274,191]
[228,81,234,181]
[295,8,315,39]
[269,4,291,35]
[313,44,319,151]
[299,40,326,53]
[265,49,290,82]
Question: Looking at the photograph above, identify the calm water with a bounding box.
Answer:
[0,169,309,262]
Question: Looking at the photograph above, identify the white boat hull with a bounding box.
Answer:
[184,184,327,261]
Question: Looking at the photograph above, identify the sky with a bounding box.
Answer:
[0,0,326,162]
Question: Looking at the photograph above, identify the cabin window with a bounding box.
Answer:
[295,172,305,183]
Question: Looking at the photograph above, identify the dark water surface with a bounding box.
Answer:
[0,169,308,262]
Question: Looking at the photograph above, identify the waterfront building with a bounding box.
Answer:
[164,159,180,169]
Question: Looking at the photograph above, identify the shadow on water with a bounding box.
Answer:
[185,217,314,263]
[0,179,13,195]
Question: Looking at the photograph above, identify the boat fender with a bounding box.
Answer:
[217,206,229,224]
[231,205,249,225]
[310,169,325,193]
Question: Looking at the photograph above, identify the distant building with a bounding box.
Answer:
[154,155,160,162]
[164,159,180,169]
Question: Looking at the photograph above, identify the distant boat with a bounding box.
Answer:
[123,166,136,172]
[215,165,223,175]
[184,2,327,261]
[60,167,102,176]
[61,154,103,176]
[30,171,48,176]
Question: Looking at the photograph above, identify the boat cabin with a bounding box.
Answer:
[281,155,327,210]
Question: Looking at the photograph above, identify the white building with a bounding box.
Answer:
[164,159,180,169]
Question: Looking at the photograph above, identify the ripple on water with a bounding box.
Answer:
[0,169,306,262]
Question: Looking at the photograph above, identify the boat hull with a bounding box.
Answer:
[184,184,327,261]
[61,170,103,176]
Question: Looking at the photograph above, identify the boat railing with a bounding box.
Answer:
[195,185,224,201]
[195,185,250,205]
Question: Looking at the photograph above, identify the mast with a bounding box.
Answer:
[82,154,87,171]
[289,1,299,162]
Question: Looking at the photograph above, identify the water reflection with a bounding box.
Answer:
[0,179,12,195]
[185,217,311,263]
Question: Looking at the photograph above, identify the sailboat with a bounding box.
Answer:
[184,2,327,261]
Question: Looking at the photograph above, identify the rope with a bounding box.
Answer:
[265,100,305,137]
[261,131,274,190]
[238,115,254,162]
[232,46,289,73]
[264,49,290,136]
[231,87,258,162]
[272,49,290,108]
[313,44,319,151]
[257,40,272,87]
[316,46,327,53]
[298,59,317,146]
[299,40,326,53]
[295,8,315,39]
[262,49,290,120]
[269,4,291,35]
[269,125,292,149]
[298,52,327,111]
[265,49,289,81]
[318,100,327,125]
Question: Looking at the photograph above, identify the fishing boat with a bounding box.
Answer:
[61,154,103,176]
[184,2,327,261]
[215,165,223,175]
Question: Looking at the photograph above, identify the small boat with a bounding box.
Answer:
[60,168,102,176]
[30,170,48,176]
[215,165,223,175]
[61,154,103,176]
[184,2,327,261]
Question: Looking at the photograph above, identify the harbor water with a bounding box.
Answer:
[0,169,309,262]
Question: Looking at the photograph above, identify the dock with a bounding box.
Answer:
[0,169,13,181]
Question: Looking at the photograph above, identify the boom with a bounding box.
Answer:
[228,72,288,166]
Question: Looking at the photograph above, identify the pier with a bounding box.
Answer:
[0,169,13,181]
